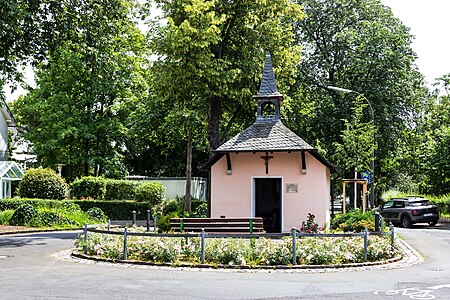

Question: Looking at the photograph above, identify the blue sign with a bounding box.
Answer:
[362,171,371,183]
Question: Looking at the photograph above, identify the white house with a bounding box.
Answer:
[0,99,23,198]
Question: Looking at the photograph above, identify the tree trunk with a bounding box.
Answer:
[208,96,221,153]
[184,132,193,214]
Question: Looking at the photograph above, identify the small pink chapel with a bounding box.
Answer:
[206,53,338,232]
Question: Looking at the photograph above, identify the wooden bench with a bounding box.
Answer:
[170,217,264,233]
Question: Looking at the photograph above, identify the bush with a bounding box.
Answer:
[73,200,150,220]
[71,176,107,199]
[10,204,38,225]
[87,207,107,222]
[157,211,179,232]
[17,168,68,200]
[299,213,321,233]
[104,180,137,200]
[0,198,81,212]
[30,210,76,227]
[331,210,375,232]
[0,210,14,225]
[134,181,165,206]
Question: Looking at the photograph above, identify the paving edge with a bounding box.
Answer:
[64,238,422,273]
[0,227,82,236]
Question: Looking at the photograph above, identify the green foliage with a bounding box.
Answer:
[17,168,68,200]
[0,210,14,225]
[0,198,80,212]
[148,0,303,158]
[71,177,107,199]
[10,204,38,226]
[29,210,76,227]
[87,207,107,222]
[331,210,375,232]
[105,180,137,200]
[332,96,377,176]
[73,200,149,220]
[134,181,165,206]
[11,0,148,179]
[157,211,179,233]
[286,0,428,196]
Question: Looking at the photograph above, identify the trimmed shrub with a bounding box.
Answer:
[104,180,137,200]
[87,207,107,222]
[10,204,38,225]
[331,210,375,232]
[134,181,165,206]
[17,168,68,200]
[73,200,150,220]
[0,198,81,212]
[71,176,107,199]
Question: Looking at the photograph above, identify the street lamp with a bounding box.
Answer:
[327,86,375,208]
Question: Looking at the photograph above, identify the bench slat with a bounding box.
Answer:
[170,217,264,233]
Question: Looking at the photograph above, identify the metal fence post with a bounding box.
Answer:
[146,210,151,232]
[154,216,157,232]
[375,212,380,232]
[200,228,205,264]
[123,227,128,260]
[132,211,136,226]
[291,227,297,265]
[363,228,368,262]
[107,219,111,231]
[83,222,88,254]
[389,223,395,251]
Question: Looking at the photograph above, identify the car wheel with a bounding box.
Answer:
[428,221,437,226]
[401,215,412,228]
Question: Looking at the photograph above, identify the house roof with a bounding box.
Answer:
[215,120,313,152]
[1,99,16,127]
[204,120,338,173]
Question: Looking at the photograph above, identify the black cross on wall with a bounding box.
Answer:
[260,152,274,174]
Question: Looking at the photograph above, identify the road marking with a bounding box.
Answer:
[374,284,450,299]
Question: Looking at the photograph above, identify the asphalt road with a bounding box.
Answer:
[0,224,449,300]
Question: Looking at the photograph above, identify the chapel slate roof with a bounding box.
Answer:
[254,53,283,99]
[214,120,314,152]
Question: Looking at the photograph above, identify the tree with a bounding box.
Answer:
[11,0,148,179]
[147,0,304,153]
[332,96,377,178]
[285,0,428,194]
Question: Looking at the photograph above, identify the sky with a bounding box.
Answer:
[3,0,450,102]
[381,0,450,87]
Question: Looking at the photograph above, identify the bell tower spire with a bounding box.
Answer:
[253,52,284,122]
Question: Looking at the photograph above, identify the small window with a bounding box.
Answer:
[393,201,405,208]
[383,201,394,209]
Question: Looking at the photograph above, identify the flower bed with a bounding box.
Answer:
[75,226,400,267]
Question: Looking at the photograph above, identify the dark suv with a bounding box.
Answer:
[379,197,439,228]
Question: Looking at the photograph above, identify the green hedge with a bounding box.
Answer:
[71,176,107,199]
[70,177,165,207]
[72,200,150,220]
[0,198,151,220]
[0,198,80,212]
[104,180,137,200]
